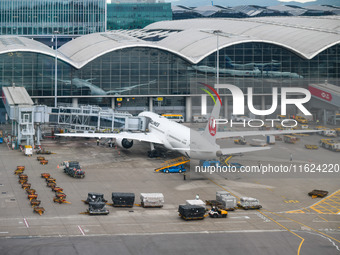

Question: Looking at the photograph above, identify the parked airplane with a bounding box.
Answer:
[58,78,156,95]
[189,65,302,78]
[225,56,281,71]
[56,91,315,160]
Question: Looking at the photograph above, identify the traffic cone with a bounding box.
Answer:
[57,165,59,169]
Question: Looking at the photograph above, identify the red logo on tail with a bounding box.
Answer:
[208,117,216,136]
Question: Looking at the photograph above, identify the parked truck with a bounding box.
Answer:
[319,139,340,152]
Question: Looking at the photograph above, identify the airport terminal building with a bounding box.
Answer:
[0,16,339,121]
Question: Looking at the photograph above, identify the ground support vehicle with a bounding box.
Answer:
[234,137,246,145]
[321,129,337,137]
[22,183,31,190]
[37,156,45,161]
[28,194,38,201]
[111,192,135,207]
[53,193,70,204]
[26,189,36,195]
[154,157,189,173]
[40,159,48,165]
[33,206,45,216]
[30,199,41,207]
[208,207,228,218]
[178,205,206,220]
[19,179,27,185]
[159,165,186,173]
[36,149,52,155]
[14,166,25,175]
[140,193,164,208]
[284,135,299,144]
[238,197,262,210]
[295,116,308,124]
[319,139,340,152]
[41,173,51,179]
[63,161,85,178]
[305,144,318,150]
[308,190,328,198]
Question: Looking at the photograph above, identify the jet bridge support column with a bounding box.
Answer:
[201,94,207,116]
[185,96,192,122]
[72,98,78,108]
[223,96,228,118]
[261,96,265,120]
[111,98,115,109]
[149,97,153,112]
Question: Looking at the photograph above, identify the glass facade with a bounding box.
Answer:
[0,42,338,107]
[107,3,172,30]
[0,0,106,35]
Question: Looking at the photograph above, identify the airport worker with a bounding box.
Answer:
[97,139,99,146]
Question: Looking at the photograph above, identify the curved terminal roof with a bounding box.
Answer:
[0,16,339,69]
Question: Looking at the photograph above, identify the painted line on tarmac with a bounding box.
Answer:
[258,210,304,255]
[0,232,9,234]
[78,225,85,236]
[263,209,340,245]
[23,218,29,228]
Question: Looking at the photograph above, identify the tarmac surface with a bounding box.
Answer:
[0,124,339,254]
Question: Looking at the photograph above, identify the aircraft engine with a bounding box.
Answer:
[116,138,133,149]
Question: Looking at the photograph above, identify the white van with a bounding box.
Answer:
[192,115,208,123]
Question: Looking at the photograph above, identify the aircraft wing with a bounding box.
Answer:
[219,146,270,155]
[56,132,163,144]
[172,147,270,154]
[216,129,317,139]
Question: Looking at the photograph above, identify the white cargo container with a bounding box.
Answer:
[186,199,206,209]
[24,145,33,156]
[140,193,164,208]
[221,196,237,210]
[239,197,262,209]
[250,139,267,147]
[216,191,230,202]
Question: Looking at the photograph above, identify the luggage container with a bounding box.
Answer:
[140,193,164,208]
[88,202,109,215]
[216,191,231,202]
[186,199,206,209]
[178,205,206,220]
[112,192,135,207]
[220,196,237,210]
[84,192,107,204]
[238,197,262,210]
[250,139,267,147]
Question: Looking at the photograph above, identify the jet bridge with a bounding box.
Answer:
[2,86,36,146]
[1,86,147,147]
[49,105,147,132]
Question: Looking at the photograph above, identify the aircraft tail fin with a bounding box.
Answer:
[225,56,234,69]
[199,83,222,145]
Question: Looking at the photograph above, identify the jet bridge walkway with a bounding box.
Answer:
[154,157,190,172]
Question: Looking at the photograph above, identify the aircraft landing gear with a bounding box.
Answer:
[148,150,164,158]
